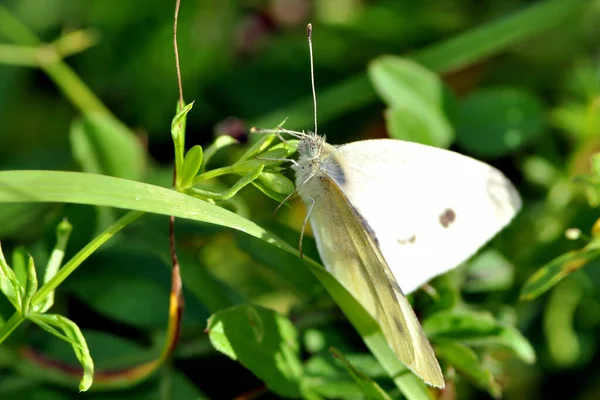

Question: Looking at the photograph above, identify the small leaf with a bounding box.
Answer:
[35,218,73,313]
[368,56,445,109]
[385,106,453,148]
[423,309,535,364]
[29,313,94,391]
[456,87,544,157]
[207,304,303,397]
[70,112,146,180]
[520,246,600,301]
[329,347,393,400]
[434,340,501,398]
[11,246,28,288]
[0,244,22,310]
[369,56,454,148]
[257,172,295,196]
[171,101,195,175]
[22,255,37,316]
[179,145,204,188]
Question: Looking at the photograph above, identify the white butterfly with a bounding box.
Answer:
[259,23,521,388]
[288,130,521,388]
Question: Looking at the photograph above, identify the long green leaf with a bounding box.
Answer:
[0,170,427,398]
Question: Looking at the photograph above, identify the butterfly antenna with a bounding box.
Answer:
[307,23,317,136]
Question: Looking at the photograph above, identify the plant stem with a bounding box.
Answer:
[0,313,25,346]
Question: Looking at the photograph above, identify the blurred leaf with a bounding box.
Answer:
[67,258,170,330]
[456,87,544,157]
[368,56,444,110]
[329,347,393,400]
[423,309,535,364]
[434,340,501,398]
[201,135,239,172]
[463,249,514,293]
[0,203,56,240]
[69,112,145,180]
[384,106,453,148]
[207,304,303,397]
[28,313,94,391]
[520,245,600,301]
[543,279,584,367]
[369,56,453,148]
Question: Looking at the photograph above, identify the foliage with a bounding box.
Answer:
[1,0,599,399]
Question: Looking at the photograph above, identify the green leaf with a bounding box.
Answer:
[368,56,453,148]
[423,309,535,364]
[329,348,393,400]
[179,145,203,188]
[69,112,146,180]
[10,246,27,288]
[368,56,445,109]
[256,172,295,196]
[35,218,72,313]
[520,246,600,301]
[207,304,303,397]
[385,106,453,148]
[28,313,94,391]
[21,255,37,316]
[0,244,22,310]
[463,249,514,293]
[456,87,544,157]
[434,340,501,398]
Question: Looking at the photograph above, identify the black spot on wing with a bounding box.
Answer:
[398,235,416,245]
[439,208,456,228]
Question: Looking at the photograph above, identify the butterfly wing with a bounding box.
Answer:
[334,139,521,294]
[307,175,445,387]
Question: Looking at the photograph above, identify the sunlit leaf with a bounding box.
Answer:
[28,313,94,391]
[207,304,303,397]
[520,246,600,301]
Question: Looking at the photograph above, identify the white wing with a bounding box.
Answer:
[334,139,521,294]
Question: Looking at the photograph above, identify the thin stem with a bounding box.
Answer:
[192,165,237,184]
[0,6,111,116]
[0,313,25,346]
[31,210,144,305]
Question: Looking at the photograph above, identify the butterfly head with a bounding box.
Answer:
[297,131,326,161]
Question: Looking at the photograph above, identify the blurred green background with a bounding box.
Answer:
[1,0,600,399]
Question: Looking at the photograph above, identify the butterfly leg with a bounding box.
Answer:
[299,196,315,258]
